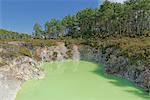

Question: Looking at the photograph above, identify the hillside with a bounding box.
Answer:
[0,29,31,39]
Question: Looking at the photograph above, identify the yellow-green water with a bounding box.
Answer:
[16,60,150,100]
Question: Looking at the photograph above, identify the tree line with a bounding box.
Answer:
[33,0,150,39]
[0,29,31,39]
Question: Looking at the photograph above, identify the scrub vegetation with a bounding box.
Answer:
[0,0,150,95]
[0,0,150,67]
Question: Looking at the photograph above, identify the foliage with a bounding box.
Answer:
[1,0,150,67]
[84,36,150,64]
[33,0,150,39]
[0,29,31,39]
[33,23,43,39]
[18,46,32,57]
[0,61,7,67]
[23,39,57,47]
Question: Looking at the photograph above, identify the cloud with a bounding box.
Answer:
[108,0,127,3]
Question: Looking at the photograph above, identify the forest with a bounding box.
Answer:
[0,0,150,40]
[32,0,150,39]
[0,29,31,39]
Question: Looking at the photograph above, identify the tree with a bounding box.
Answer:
[45,19,65,39]
[0,29,31,39]
[33,23,43,38]
[40,0,150,39]
[62,15,78,36]
[76,8,96,38]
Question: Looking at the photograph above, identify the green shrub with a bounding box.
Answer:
[0,61,7,67]
[18,47,32,57]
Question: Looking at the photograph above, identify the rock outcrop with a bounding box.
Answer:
[0,42,150,100]
[78,45,150,92]
[0,56,44,81]
[0,72,21,100]
[0,55,44,100]
[33,43,80,62]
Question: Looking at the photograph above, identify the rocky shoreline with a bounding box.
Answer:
[0,42,149,100]
[0,56,44,100]
[79,45,150,92]
[0,72,21,100]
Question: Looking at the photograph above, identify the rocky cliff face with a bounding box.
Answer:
[0,55,44,100]
[103,48,150,92]
[0,72,21,100]
[32,42,80,62]
[78,45,150,92]
[0,42,149,100]
[0,42,80,82]
[36,43,149,92]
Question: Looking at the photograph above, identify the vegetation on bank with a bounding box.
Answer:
[85,36,150,65]
[1,0,150,40]
[31,0,150,66]
[0,0,149,96]
[0,36,149,65]
[0,0,150,67]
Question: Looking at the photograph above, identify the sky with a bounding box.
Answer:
[0,0,126,34]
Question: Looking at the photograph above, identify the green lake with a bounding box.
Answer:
[16,60,150,100]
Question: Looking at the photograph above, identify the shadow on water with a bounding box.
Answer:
[90,62,150,99]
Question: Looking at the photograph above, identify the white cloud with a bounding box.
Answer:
[109,0,127,3]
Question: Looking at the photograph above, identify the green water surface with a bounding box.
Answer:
[16,60,150,100]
